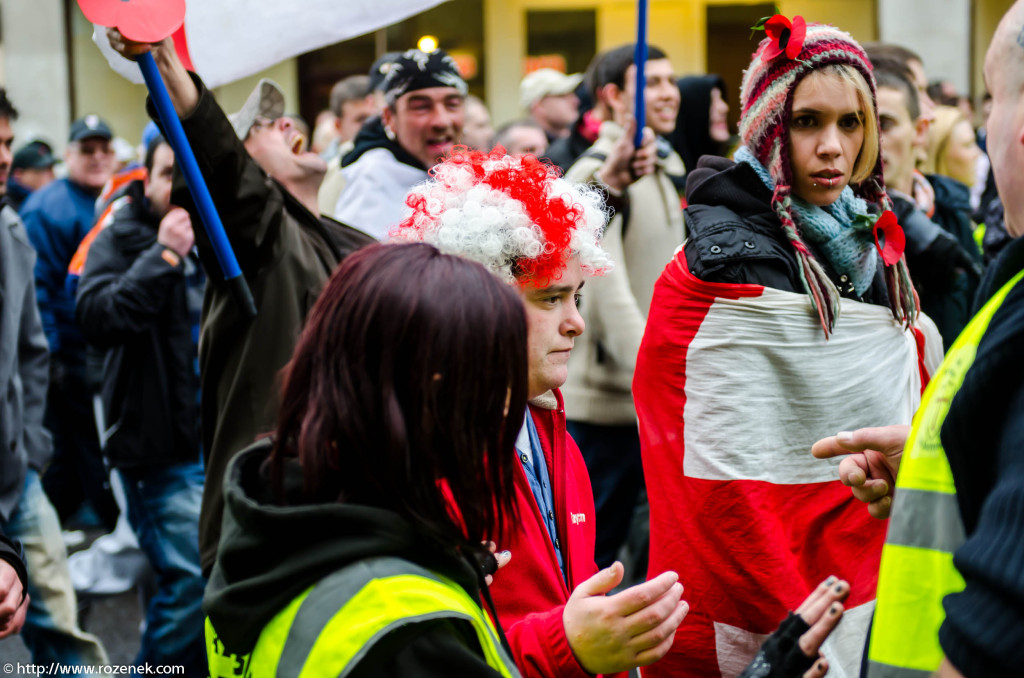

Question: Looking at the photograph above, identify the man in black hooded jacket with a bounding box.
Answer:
[76,135,206,675]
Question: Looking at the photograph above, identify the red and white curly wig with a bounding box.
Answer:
[390,147,611,284]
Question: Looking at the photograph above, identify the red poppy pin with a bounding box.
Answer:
[77,0,185,43]
[751,14,807,61]
[873,210,906,266]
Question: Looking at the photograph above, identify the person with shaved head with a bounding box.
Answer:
[814,3,1024,675]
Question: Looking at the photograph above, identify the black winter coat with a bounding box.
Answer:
[892,186,982,351]
[917,175,983,348]
[76,180,202,469]
[682,156,891,308]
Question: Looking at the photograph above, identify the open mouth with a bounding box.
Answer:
[651,103,678,119]
[427,136,453,150]
[290,135,306,155]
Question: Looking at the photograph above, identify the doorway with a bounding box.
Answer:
[705,3,775,132]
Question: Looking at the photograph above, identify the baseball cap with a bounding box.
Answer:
[519,69,584,110]
[12,141,57,171]
[228,79,286,140]
[69,115,113,143]
[141,121,161,150]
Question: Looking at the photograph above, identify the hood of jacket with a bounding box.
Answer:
[105,179,162,254]
[340,115,427,172]
[685,155,775,218]
[670,74,729,172]
[203,438,483,654]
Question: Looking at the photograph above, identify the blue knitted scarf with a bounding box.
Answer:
[736,146,878,295]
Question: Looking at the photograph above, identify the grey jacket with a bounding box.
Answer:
[0,202,52,521]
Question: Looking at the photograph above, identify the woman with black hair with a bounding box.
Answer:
[202,242,528,677]
[669,74,733,173]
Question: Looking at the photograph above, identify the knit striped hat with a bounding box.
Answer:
[737,18,916,336]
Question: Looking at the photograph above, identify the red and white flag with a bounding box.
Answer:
[90,0,448,88]
[634,254,940,678]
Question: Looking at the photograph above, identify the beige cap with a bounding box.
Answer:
[519,69,584,110]
[228,79,286,140]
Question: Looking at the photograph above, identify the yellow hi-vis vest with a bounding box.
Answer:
[206,556,522,678]
[867,266,1024,677]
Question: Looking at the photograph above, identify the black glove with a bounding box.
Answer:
[738,612,817,678]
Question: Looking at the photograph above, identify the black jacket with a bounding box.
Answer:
[937,233,1024,675]
[76,179,202,469]
[892,190,981,351]
[682,156,891,308]
[545,119,597,175]
[205,440,505,677]
[0,526,27,601]
[341,115,427,171]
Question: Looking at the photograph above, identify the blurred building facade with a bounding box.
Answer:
[0,0,1013,155]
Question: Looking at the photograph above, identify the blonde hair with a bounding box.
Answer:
[921,105,968,176]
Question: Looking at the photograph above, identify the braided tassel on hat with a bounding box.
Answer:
[771,185,840,336]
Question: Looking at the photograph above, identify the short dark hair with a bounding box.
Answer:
[143,134,169,174]
[270,242,527,552]
[872,59,921,121]
[863,43,923,70]
[493,118,546,148]
[0,88,19,122]
[593,43,669,98]
[927,80,959,107]
[329,75,371,118]
[581,51,607,109]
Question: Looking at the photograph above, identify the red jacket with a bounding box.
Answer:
[488,390,601,678]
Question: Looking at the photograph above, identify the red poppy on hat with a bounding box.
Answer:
[762,14,807,61]
[873,210,906,266]
[77,0,185,43]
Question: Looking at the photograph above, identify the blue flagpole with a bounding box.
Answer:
[137,51,257,317]
[633,0,648,148]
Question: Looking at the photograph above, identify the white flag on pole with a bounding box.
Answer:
[92,0,448,88]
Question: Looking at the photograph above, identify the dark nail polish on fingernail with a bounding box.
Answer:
[834,583,845,593]
[818,660,826,670]
[829,604,839,615]
[824,575,837,586]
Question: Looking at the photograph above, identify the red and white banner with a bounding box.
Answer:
[91,0,449,88]
[634,255,940,678]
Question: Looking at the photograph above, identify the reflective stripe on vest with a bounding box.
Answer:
[867,266,1024,677]
[206,556,521,678]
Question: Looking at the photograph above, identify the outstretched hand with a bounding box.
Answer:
[812,425,909,519]
[794,576,850,676]
[739,576,851,678]
[563,562,688,675]
[481,541,512,587]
